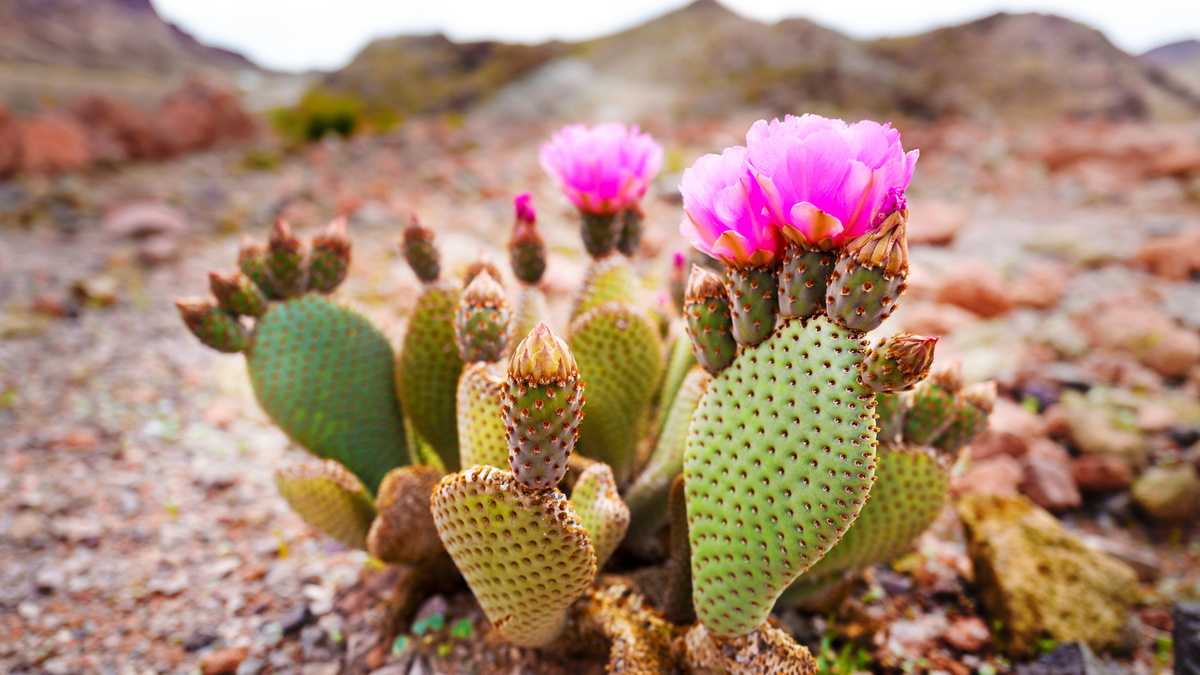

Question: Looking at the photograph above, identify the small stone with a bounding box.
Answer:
[1022,450,1081,512]
[1132,464,1200,522]
[184,631,218,652]
[935,268,1014,318]
[8,511,43,544]
[1071,456,1131,493]
[969,430,1030,462]
[1009,266,1069,310]
[1013,641,1112,675]
[104,202,188,239]
[1169,426,1200,449]
[280,604,313,635]
[138,234,181,265]
[952,455,1023,497]
[412,594,449,628]
[1081,535,1163,583]
[1173,602,1200,675]
[944,616,991,652]
[35,567,65,592]
[301,662,339,675]
[201,646,251,675]
[908,200,968,245]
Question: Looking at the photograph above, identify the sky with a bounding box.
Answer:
[154,0,1200,73]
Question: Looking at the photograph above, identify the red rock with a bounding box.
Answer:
[200,646,249,675]
[944,616,991,652]
[908,200,968,246]
[952,455,1023,497]
[935,268,1013,318]
[968,430,1029,462]
[1133,231,1200,281]
[17,113,91,174]
[1009,265,1069,310]
[153,75,255,157]
[1077,296,1200,378]
[0,100,20,177]
[1072,455,1132,492]
[67,93,159,161]
[899,302,979,336]
[1022,449,1081,512]
[989,398,1046,439]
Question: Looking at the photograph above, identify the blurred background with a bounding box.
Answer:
[2,1,1199,674]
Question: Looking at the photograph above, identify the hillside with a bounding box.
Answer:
[321,1,1200,123]
[1142,40,1200,101]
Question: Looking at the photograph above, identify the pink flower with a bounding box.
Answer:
[745,114,918,247]
[539,122,663,216]
[679,145,784,267]
[514,193,536,224]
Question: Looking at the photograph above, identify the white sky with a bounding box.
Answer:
[154,0,1200,73]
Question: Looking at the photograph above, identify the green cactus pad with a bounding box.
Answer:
[397,279,464,472]
[266,222,307,299]
[685,267,738,375]
[569,301,664,483]
[684,315,877,637]
[247,294,409,494]
[728,265,779,347]
[454,273,510,363]
[238,240,276,299]
[210,271,267,318]
[179,300,248,353]
[778,246,834,319]
[457,362,510,471]
[367,464,445,566]
[933,394,991,455]
[275,459,378,550]
[874,393,905,444]
[657,332,700,437]
[571,255,639,323]
[626,365,712,545]
[902,380,958,446]
[777,444,948,606]
[510,285,549,353]
[826,257,904,333]
[430,465,596,648]
[570,463,630,569]
[307,231,350,294]
[665,474,696,625]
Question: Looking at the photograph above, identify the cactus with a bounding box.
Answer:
[934,381,996,454]
[665,475,696,624]
[683,266,737,375]
[397,220,464,471]
[454,271,510,363]
[275,460,377,551]
[176,299,248,353]
[570,462,630,569]
[778,244,835,319]
[569,301,663,483]
[571,254,640,323]
[657,331,700,437]
[457,362,510,470]
[308,217,351,293]
[616,203,645,257]
[858,333,938,394]
[875,392,904,443]
[503,323,585,489]
[208,271,266,318]
[684,623,816,675]
[902,361,964,446]
[430,465,596,647]
[825,200,909,333]
[264,219,308,298]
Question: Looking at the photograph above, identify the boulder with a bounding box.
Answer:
[957,494,1139,659]
[969,430,1030,462]
[17,113,91,174]
[935,267,1014,318]
[1131,464,1200,522]
[67,93,159,161]
[153,75,255,157]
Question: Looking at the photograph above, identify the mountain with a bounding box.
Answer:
[0,0,258,110]
[320,1,1199,123]
[1141,40,1200,101]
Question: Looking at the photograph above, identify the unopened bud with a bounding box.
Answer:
[309,216,351,293]
[209,270,266,318]
[859,334,938,394]
[508,322,578,384]
[402,215,441,283]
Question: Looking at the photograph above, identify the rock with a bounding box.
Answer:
[17,113,92,174]
[153,75,255,157]
[280,604,314,635]
[1169,426,1200,449]
[899,301,980,336]
[104,202,188,239]
[952,455,1024,497]
[1076,297,1200,378]
[908,200,968,245]
[969,430,1030,462]
[1174,602,1200,675]
[35,566,65,592]
[989,398,1046,439]
[70,276,118,308]
[1013,641,1113,675]
[1059,391,1147,466]
[1022,448,1081,512]
[201,646,251,675]
[1131,464,1200,522]
[1071,455,1131,493]
[67,93,159,162]
[944,616,991,652]
[137,233,182,265]
[935,268,1014,318]
[184,631,219,652]
[0,101,20,177]
[1133,231,1200,281]
[1009,265,1070,310]
[1081,535,1163,582]
[957,494,1139,658]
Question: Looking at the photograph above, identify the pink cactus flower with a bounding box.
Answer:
[539,122,664,216]
[679,145,785,268]
[745,114,919,247]
[514,193,536,224]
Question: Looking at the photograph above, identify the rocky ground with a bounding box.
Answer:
[1,114,1199,675]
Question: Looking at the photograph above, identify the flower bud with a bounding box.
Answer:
[402,215,440,283]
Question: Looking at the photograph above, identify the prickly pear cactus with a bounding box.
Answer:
[657,332,700,437]
[249,293,409,494]
[275,460,378,551]
[570,462,630,569]
[569,301,663,483]
[571,255,639,322]
[684,315,878,637]
[430,465,596,647]
[902,363,964,446]
[456,362,509,471]
[396,278,464,471]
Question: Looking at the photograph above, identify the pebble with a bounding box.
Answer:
[201,646,251,675]
[944,616,991,652]
[1071,455,1131,493]
[280,604,314,635]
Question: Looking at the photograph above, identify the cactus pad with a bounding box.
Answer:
[657,332,700,437]
[247,294,409,494]
[430,465,596,647]
[397,279,465,472]
[209,271,266,318]
[570,462,630,569]
[727,265,778,347]
[454,272,510,363]
[684,265,738,375]
[902,367,962,446]
[571,255,639,323]
[874,393,904,444]
[933,381,995,454]
[266,219,307,298]
[580,211,622,258]
[778,246,834,319]
[778,444,948,605]
[684,315,877,637]
[307,217,351,293]
[826,257,904,333]
[510,285,549,353]
[457,362,510,471]
[367,464,446,566]
[275,460,377,550]
[177,299,248,353]
[569,301,663,483]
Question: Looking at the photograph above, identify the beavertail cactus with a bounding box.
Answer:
[683,265,737,374]
[571,254,640,322]
[454,271,510,363]
[541,122,662,259]
[397,218,464,470]
[934,380,996,454]
[570,462,630,569]
[179,220,409,495]
[508,194,550,347]
[859,333,938,394]
[503,323,585,489]
[430,465,596,647]
[275,459,377,551]
[616,203,645,257]
[308,216,351,293]
[678,113,922,637]
[903,361,965,446]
